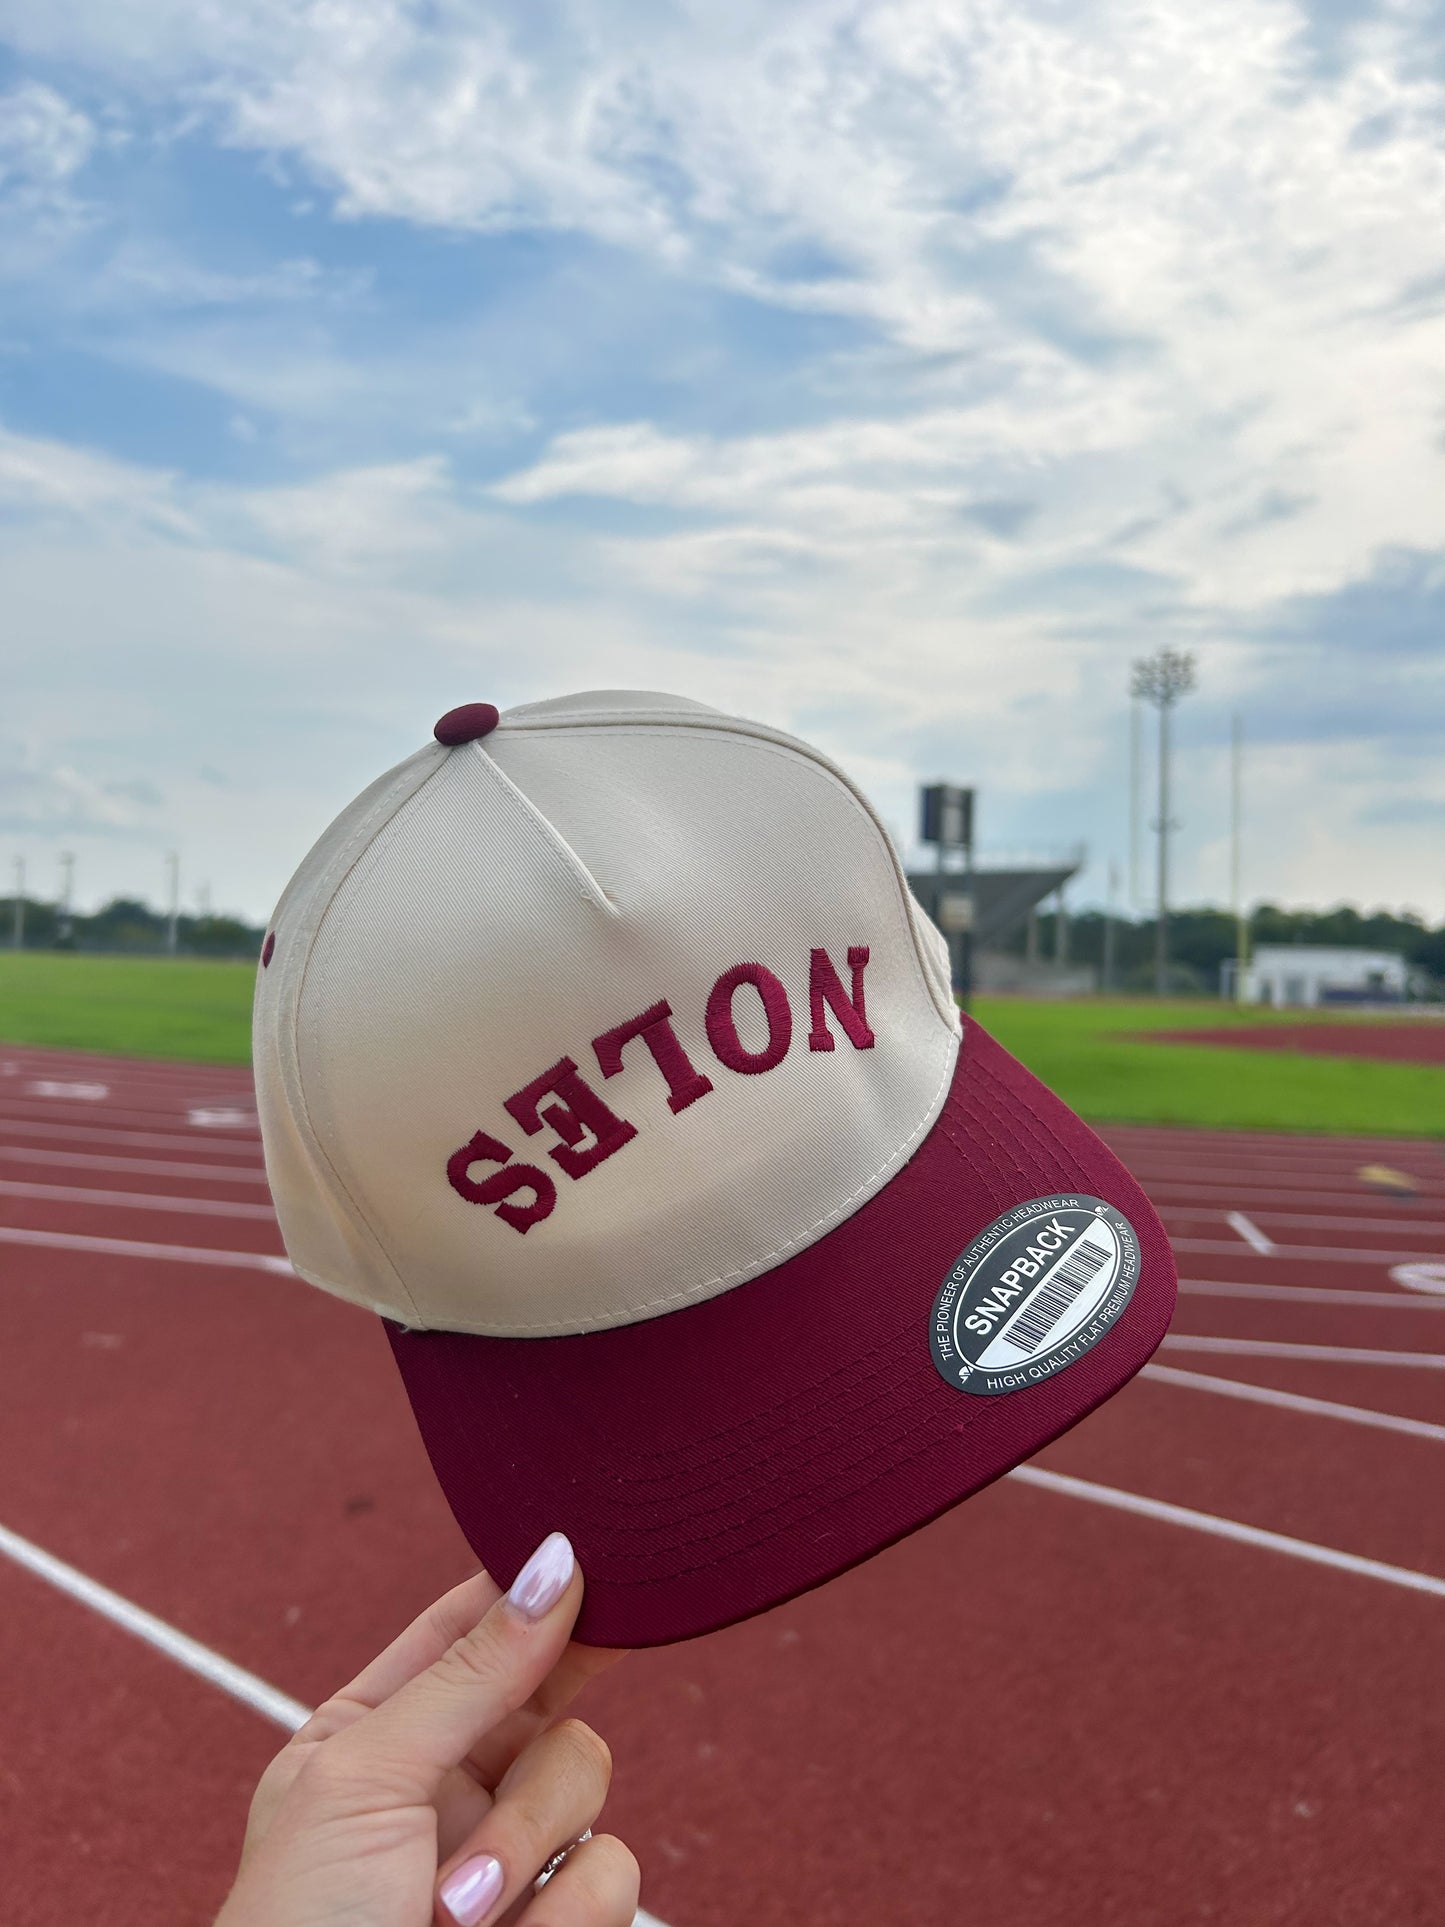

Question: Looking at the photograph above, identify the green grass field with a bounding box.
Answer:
[0,952,1439,1137]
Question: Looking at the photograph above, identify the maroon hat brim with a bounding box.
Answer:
[387,1018,1176,1647]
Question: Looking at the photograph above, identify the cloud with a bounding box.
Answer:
[0,749,163,837]
[0,1,1441,921]
[0,421,193,530]
[0,80,94,195]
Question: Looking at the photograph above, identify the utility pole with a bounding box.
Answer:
[1130,648,1198,996]
[57,851,75,946]
[1102,859,1120,993]
[10,856,23,949]
[165,850,180,957]
[1231,712,1248,1003]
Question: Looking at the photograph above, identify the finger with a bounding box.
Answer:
[464,1641,630,1793]
[294,1570,503,1746]
[434,1719,613,1926]
[436,1641,633,1860]
[513,1833,641,1927]
[328,1532,582,1801]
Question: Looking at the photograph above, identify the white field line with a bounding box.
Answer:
[1226,1211,1275,1256]
[0,1178,274,1219]
[0,1519,673,1927]
[0,1117,264,1158]
[0,1225,292,1274]
[1141,1362,1445,1444]
[1179,1278,1445,1309]
[1169,1238,1445,1266]
[0,1145,270,1185]
[0,1516,309,1728]
[1162,1335,1445,1369]
[1010,1466,1445,1600]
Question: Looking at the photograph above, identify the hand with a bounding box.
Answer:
[216,1534,638,1927]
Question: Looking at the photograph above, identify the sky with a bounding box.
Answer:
[1,0,1443,928]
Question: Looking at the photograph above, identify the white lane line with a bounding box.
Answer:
[1145,1181,1443,1210]
[24,1080,109,1101]
[0,1178,274,1219]
[1135,1169,1444,1197]
[1162,1335,1445,1369]
[1167,1207,1445,1237]
[0,1118,264,1158]
[1180,1278,1445,1309]
[0,1145,270,1185]
[1170,1238,1445,1266]
[0,1520,673,1927]
[1393,1263,1445,1296]
[0,1225,292,1274]
[0,1101,258,1135]
[1130,1149,1441,1168]
[0,1517,309,1728]
[1226,1211,1275,1256]
[1141,1362,1445,1444]
[1010,1466,1445,1600]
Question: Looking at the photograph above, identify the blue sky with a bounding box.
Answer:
[1,0,1443,926]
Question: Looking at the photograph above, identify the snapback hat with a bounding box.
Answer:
[254,690,1176,1646]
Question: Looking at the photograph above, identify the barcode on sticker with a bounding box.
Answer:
[998,1235,1111,1355]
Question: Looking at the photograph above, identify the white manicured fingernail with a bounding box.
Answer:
[440,1852,504,1924]
[506,1531,575,1619]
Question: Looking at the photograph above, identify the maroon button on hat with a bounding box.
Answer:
[434,702,500,745]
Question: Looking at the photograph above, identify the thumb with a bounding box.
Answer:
[325,1533,583,1804]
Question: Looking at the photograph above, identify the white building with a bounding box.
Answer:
[1240,945,1410,1008]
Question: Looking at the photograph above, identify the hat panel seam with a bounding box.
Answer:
[492,720,959,1036]
[464,738,620,917]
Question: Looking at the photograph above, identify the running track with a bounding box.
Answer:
[1,1046,1442,1927]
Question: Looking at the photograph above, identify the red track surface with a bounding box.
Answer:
[1,1045,1443,1926]
[1145,1020,1445,1064]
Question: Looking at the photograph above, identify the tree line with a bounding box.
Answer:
[5,896,263,960]
[1009,903,1445,995]
[6,892,1444,994]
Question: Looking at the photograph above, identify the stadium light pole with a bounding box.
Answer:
[1231,712,1248,1003]
[1129,648,1197,996]
[1128,695,1141,910]
[10,856,23,950]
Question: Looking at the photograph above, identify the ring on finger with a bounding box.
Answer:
[534,1828,593,1893]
